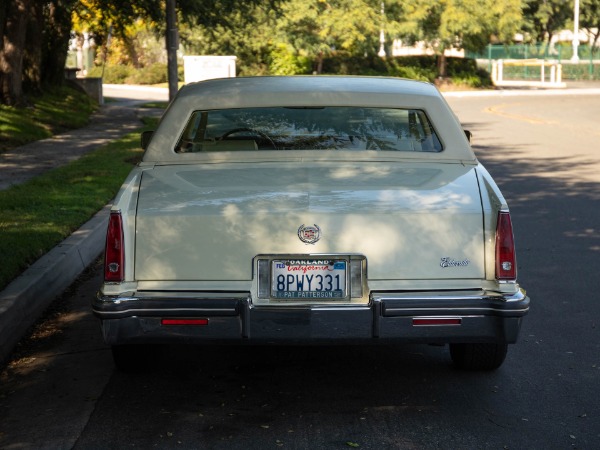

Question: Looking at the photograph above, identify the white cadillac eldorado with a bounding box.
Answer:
[93,76,529,372]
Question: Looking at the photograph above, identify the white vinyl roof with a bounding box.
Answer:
[143,76,477,164]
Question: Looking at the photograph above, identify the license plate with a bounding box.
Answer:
[271,259,347,299]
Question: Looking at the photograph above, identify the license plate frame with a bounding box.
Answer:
[271,259,348,300]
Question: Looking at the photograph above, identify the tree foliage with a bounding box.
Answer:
[278,0,385,73]
[0,0,270,105]
[580,0,600,50]
[394,0,522,76]
[3,0,594,106]
[522,0,572,44]
[179,3,280,75]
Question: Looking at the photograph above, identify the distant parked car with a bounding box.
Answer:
[93,76,529,372]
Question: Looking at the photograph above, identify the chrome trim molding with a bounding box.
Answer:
[93,291,250,319]
[371,288,527,304]
[371,289,529,318]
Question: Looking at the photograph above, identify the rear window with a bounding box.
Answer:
[175,107,443,153]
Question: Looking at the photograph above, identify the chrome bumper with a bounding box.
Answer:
[92,289,529,345]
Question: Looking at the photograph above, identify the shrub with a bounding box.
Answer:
[86,63,169,85]
[560,62,600,80]
[87,64,134,84]
[318,53,489,87]
[385,58,436,81]
[269,44,312,75]
[85,54,493,88]
[125,63,169,85]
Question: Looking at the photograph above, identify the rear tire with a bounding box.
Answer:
[449,342,508,371]
[111,344,155,373]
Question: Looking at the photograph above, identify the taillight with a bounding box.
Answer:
[161,319,209,326]
[104,211,124,282]
[495,211,517,281]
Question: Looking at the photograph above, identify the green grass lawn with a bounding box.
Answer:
[0,130,149,290]
[0,85,96,153]
[0,85,160,291]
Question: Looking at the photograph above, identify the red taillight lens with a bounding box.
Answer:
[161,319,209,326]
[495,211,517,281]
[104,212,124,282]
[413,318,461,326]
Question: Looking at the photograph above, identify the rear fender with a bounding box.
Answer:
[475,164,509,283]
[108,166,148,283]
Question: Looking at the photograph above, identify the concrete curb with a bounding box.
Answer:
[443,87,600,98]
[0,206,110,364]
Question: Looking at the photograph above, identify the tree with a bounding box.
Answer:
[277,0,388,74]
[1,0,273,105]
[580,0,600,52]
[43,1,80,86]
[395,0,522,77]
[179,2,281,75]
[72,0,272,71]
[0,0,32,105]
[522,0,572,45]
[72,0,165,67]
[1,0,78,105]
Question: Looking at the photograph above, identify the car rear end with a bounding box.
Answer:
[93,77,529,371]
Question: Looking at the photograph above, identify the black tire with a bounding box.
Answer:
[111,344,155,373]
[449,342,508,371]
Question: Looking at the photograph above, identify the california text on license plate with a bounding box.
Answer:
[271,259,347,299]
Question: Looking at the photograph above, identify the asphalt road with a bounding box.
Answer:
[1,91,599,449]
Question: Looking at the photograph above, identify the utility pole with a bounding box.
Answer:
[166,0,179,101]
[571,0,580,63]
[378,2,386,57]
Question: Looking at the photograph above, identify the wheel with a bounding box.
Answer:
[449,342,508,371]
[111,344,155,373]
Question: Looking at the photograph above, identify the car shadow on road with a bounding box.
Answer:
[76,342,511,449]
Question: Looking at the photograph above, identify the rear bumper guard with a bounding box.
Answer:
[93,289,529,345]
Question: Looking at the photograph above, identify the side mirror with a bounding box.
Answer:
[464,130,472,143]
[141,130,154,150]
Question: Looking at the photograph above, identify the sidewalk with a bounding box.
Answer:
[0,101,153,364]
[0,103,143,190]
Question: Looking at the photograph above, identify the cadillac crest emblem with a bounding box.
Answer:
[298,224,321,244]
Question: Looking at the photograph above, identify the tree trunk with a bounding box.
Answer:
[316,51,324,74]
[23,1,44,93]
[437,52,447,78]
[0,0,31,106]
[42,0,77,87]
[0,2,7,43]
[122,35,140,68]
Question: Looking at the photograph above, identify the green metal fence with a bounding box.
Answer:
[466,44,600,80]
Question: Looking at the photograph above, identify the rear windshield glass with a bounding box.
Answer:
[175,107,443,153]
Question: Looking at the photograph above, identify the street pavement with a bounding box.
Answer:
[0,81,599,365]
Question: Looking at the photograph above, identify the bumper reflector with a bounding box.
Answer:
[161,318,209,326]
[413,318,462,326]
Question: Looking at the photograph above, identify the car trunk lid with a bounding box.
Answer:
[134,162,485,281]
